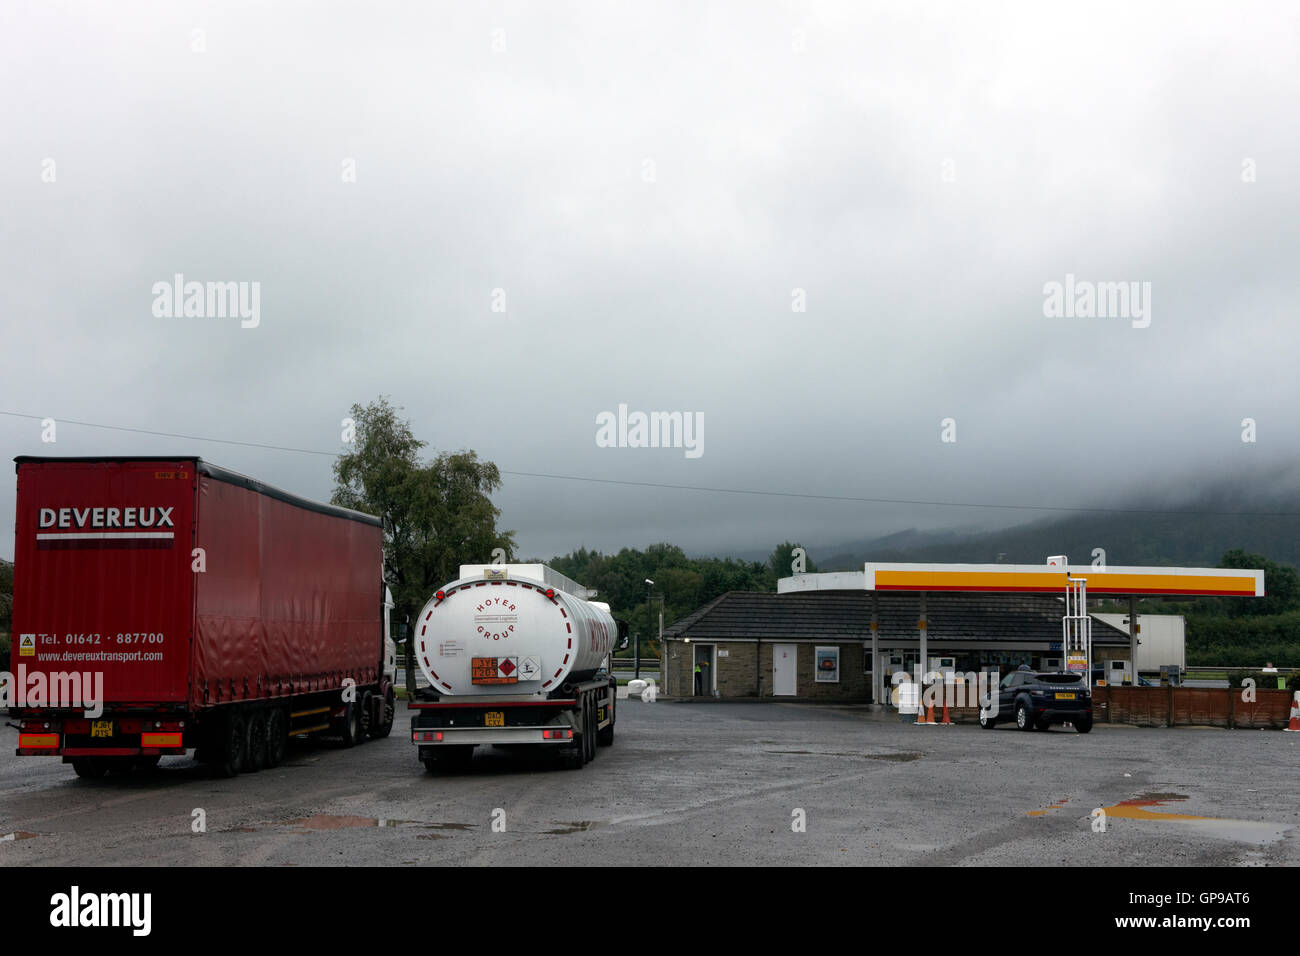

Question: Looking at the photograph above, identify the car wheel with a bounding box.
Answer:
[1075,717,1093,734]
[1036,716,1052,731]
[979,709,997,729]
[1015,701,1035,731]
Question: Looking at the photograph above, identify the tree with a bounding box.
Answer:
[1216,549,1300,617]
[769,541,817,579]
[0,558,13,651]
[332,397,515,690]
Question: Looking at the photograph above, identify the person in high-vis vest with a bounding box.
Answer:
[694,661,702,696]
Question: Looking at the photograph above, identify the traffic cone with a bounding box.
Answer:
[914,688,926,725]
[940,688,952,726]
[1285,691,1300,732]
[926,701,936,724]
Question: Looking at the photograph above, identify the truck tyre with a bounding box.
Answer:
[72,757,108,779]
[245,711,268,773]
[370,687,395,739]
[216,713,246,777]
[582,695,595,764]
[266,708,288,767]
[1015,701,1035,731]
[597,694,614,746]
[357,690,374,742]
[559,736,584,770]
[425,746,473,773]
[337,701,362,748]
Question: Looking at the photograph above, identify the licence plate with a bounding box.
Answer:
[485,711,504,727]
[91,720,113,738]
[1055,692,1076,700]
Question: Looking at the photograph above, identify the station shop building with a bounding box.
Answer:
[661,588,1133,701]
[660,563,1263,702]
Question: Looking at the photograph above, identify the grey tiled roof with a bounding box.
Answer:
[662,590,1133,645]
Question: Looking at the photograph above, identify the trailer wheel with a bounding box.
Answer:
[72,757,108,779]
[424,746,473,773]
[581,694,595,765]
[370,687,396,739]
[336,701,362,747]
[265,708,288,767]
[597,693,614,746]
[244,711,268,773]
[215,713,246,777]
[357,690,374,742]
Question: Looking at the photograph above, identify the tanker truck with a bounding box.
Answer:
[9,456,397,778]
[409,564,621,771]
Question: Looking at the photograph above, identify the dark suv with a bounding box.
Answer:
[979,668,1092,733]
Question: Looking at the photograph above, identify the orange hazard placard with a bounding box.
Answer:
[472,657,518,684]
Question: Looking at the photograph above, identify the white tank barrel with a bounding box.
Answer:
[414,565,614,696]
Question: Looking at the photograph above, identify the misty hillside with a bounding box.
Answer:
[811,482,1300,571]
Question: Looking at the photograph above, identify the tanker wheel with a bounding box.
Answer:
[244,710,268,773]
[597,693,614,747]
[581,695,594,765]
[426,746,474,773]
[370,687,396,739]
[215,713,245,778]
[265,708,288,768]
[72,757,108,779]
[357,690,374,743]
[559,735,584,770]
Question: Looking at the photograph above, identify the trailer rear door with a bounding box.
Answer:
[11,458,196,707]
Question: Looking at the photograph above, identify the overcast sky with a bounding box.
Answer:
[3,1,1299,565]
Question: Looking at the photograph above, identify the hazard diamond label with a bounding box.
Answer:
[19,634,35,657]
[471,657,520,685]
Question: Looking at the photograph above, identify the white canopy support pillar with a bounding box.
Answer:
[1128,595,1139,685]
[870,591,880,704]
[917,591,928,683]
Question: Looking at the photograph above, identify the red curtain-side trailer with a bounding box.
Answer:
[9,457,395,778]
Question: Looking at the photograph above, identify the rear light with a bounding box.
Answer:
[141,732,182,747]
[414,731,443,742]
[435,590,445,601]
[542,729,572,740]
[545,588,555,599]
[19,733,59,749]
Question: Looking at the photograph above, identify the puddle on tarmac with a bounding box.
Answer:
[283,814,476,832]
[1091,794,1292,845]
[0,831,40,842]
[1026,797,1071,817]
[764,750,922,762]
[544,820,598,835]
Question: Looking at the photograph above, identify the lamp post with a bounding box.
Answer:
[641,578,654,681]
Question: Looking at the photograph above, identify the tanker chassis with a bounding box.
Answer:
[410,565,620,771]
